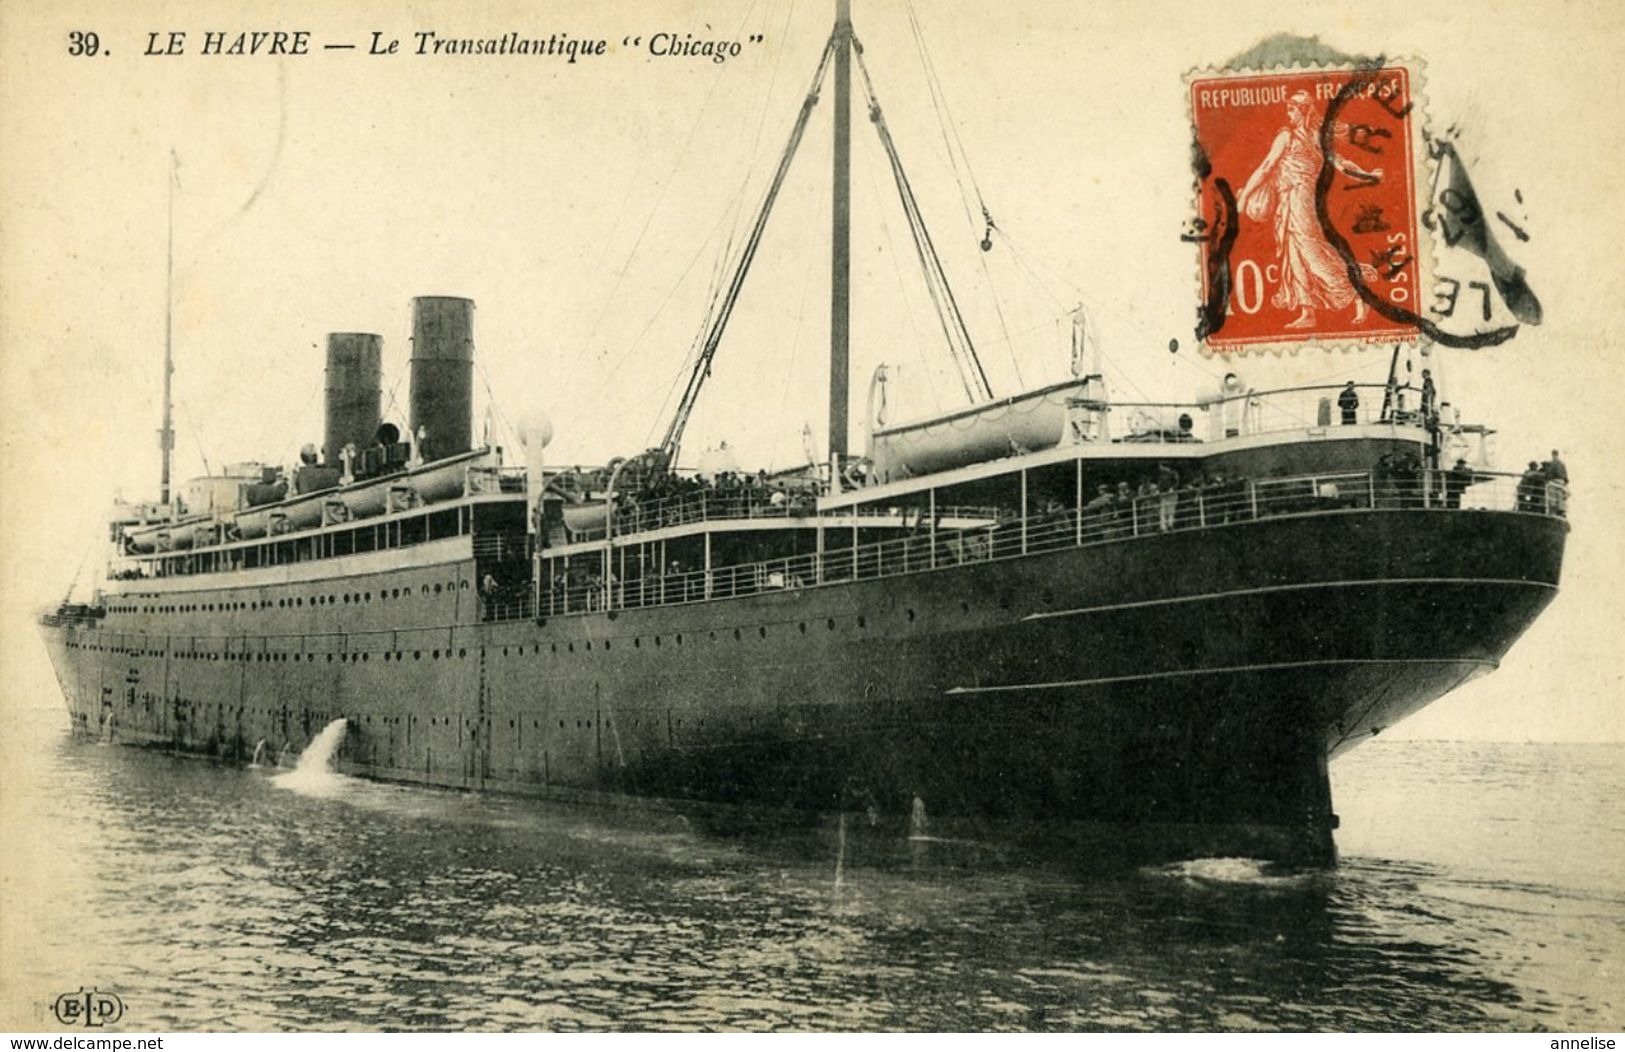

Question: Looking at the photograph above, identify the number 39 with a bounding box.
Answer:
[68,30,100,56]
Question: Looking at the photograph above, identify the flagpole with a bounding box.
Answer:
[159,152,176,507]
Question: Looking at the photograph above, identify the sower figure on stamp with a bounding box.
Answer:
[1238,90,1383,330]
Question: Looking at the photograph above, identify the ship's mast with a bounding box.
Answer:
[828,0,852,465]
[159,151,177,507]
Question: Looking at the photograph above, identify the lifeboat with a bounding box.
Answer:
[561,499,611,536]
[340,477,389,519]
[410,451,485,504]
[235,505,270,540]
[868,379,1091,482]
[281,491,327,530]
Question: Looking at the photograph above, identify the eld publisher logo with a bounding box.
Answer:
[51,989,124,1027]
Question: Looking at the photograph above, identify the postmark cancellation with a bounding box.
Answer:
[1187,61,1429,355]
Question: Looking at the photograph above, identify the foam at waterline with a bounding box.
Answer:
[1150,856,1318,885]
[271,718,350,794]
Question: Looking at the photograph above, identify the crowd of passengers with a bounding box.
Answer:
[607,469,819,533]
[1074,465,1251,538]
[535,451,1573,614]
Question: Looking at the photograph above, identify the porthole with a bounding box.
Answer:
[759,626,767,639]
[414,650,421,660]
[432,650,440,659]
[799,622,807,634]
[458,648,467,658]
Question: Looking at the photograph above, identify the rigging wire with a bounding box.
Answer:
[904,0,990,233]
[600,5,802,406]
[862,135,945,415]
[474,357,522,453]
[177,399,213,476]
[853,35,991,404]
[900,0,1022,388]
[574,0,767,369]
[719,0,801,268]
[773,173,831,448]
[904,0,980,236]
[657,32,841,463]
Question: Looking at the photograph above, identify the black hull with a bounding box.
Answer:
[41,508,1565,865]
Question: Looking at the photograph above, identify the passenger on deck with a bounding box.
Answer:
[1157,463,1179,531]
[1338,382,1360,425]
[1542,450,1568,515]
[1516,461,1542,512]
[1114,482,1133,538]
[481,572,499,617]
[1084,484,1113,539]
[1135,478,1158,534]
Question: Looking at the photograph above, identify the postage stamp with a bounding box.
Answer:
[1188,63,1427,354]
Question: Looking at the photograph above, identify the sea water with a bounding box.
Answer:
[2,703,1620,1032]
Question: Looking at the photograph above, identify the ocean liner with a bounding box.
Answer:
[39,3,1568,864]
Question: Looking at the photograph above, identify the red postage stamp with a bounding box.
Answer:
[1188,64,1425,353]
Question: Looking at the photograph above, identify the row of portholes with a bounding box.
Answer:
[72,607,899,661]
[104,702,704,742]
[107,579,471,617]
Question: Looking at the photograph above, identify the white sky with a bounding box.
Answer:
[2,0,1621,740]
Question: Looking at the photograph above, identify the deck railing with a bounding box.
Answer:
[1108,382,1446,444]
[534,467,1567,618]
[563,488,998,543]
